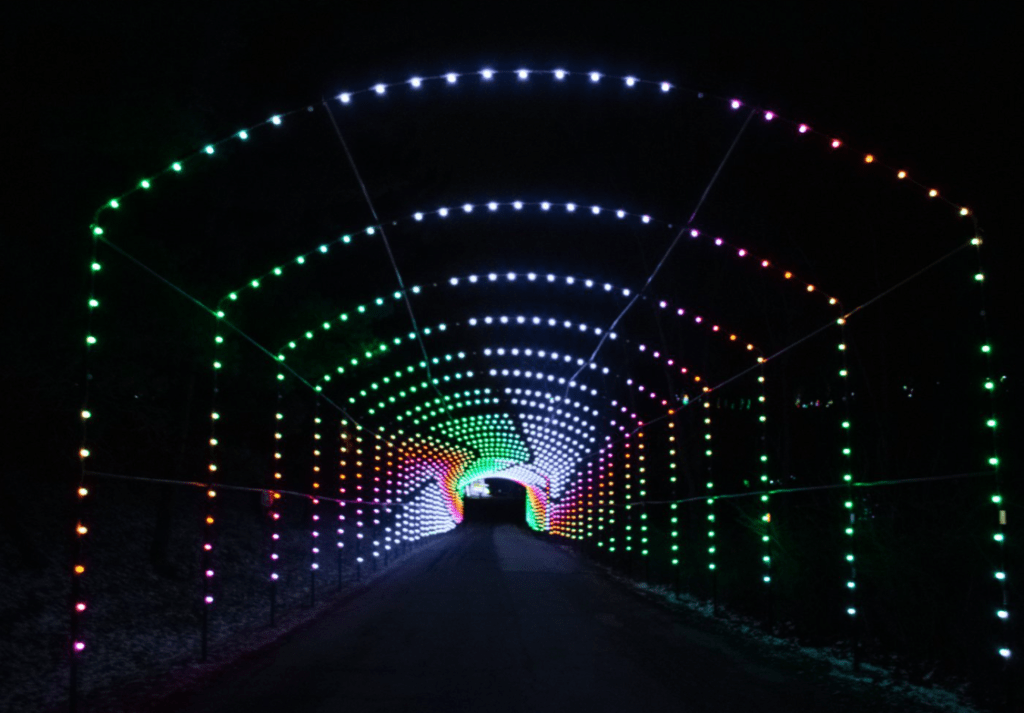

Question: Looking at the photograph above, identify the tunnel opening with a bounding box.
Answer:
[461,478,527,525]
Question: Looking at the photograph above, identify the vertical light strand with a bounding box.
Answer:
[354,434,365,578]
[73,220,106,709]
[836,317,860,669]
[310,400,322,605]
[756,363,773,629]
[269,383,284,624]
[383,436,395,562]
[623,432,634,568]
[638,428,650,580]
[372,435,384,570]
[203,301,227,660]
[704,400,717,614]
[971,235,1010,664]
[666,411,680,589]
[336,420,350,588]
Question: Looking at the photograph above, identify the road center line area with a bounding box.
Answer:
[138,524,917,713]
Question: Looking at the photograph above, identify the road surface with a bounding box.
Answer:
[148,523,899,713]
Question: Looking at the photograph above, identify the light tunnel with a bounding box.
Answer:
[72,65,1006,680]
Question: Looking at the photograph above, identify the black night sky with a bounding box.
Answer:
[2,2,1020,712]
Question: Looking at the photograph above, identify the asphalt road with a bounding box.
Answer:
[150,523,895,713]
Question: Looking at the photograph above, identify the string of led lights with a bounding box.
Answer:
[970,229,1011,663]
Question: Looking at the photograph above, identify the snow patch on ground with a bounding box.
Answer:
[593,565,983,713]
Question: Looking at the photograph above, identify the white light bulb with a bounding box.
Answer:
[438,207,449,217]
[414,212,423,221]
[554,69,566,80]
[541,201,551,210]
[513,201,523,210]
[446,72,458,84]
[410,77,422,88]
[481,68,494,80]
[488,201,498,211]
[517,69,529,79]
[374,84,386,95]
[660,82,671,92]
[590,72,601,82]
[625,76,636,87]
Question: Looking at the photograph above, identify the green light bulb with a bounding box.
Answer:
[172,163,182,172]
[140,179,151,188]
[109,199,119,209]
[88,298,99,308]
[981,345,991,353]
[204,145,214,154]
[228,293,238,300]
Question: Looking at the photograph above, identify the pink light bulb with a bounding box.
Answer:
[798,124,809,133]
[74,641,85,652]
